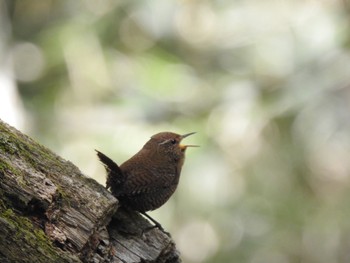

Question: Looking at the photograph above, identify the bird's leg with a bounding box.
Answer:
[140,212,163,230]
[140,212,170,236]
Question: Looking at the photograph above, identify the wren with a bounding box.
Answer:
[96,131,197,231]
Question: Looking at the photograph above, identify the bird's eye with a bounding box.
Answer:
[170,139,177,144]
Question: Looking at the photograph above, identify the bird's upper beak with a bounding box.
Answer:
[179,132,199,150]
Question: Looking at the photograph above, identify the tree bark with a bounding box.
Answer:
[0,119,181,263]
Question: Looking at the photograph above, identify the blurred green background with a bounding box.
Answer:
[1,0,350,262]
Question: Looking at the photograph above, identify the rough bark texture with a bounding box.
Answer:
[0,119,181,263]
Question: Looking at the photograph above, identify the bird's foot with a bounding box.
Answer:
[142,225,171,237]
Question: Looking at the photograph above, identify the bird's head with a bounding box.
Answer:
[145,132,198,162]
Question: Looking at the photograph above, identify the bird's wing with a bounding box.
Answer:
[95,150,125,189]
[120,164,178,196]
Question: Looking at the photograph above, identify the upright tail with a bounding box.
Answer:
[95,150,125,191]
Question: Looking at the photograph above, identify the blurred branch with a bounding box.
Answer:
[3,0,15,22]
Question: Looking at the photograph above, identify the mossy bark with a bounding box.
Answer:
[0,119,181,263]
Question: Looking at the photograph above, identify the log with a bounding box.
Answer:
[0,119,181,263]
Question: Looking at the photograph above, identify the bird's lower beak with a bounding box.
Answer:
[180,132,199,150]
[179,144,200,150]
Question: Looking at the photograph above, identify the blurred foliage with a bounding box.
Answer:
[1,0,350,262]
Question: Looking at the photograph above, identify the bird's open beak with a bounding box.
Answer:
[179,132,199,150]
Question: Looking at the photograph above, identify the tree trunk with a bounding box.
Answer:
[0,119,181,263]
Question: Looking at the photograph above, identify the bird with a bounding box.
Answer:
[96,131,197,231]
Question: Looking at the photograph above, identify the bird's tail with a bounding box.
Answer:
[95,150,125,190]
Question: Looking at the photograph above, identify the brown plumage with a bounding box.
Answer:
[96,132,197,224]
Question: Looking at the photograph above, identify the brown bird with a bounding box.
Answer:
[96,131,197,230]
